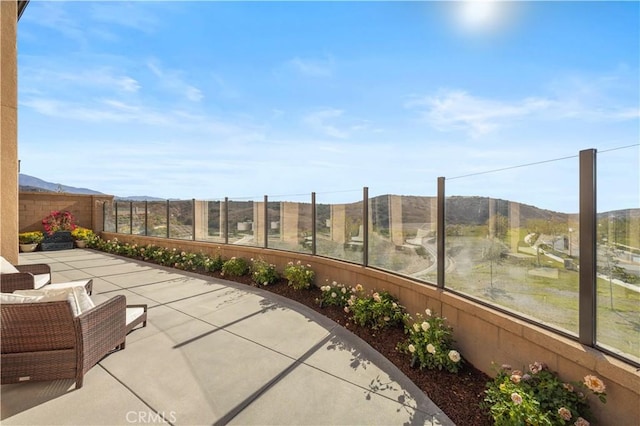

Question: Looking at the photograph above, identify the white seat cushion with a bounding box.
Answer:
[33,274,52,289]
[1,290,69,304]
[126,307,145,326]
[45,279,90,291]
[0,256,20,274]
[13,286,94,317]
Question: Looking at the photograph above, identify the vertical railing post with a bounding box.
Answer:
[192,198,196,241]
[437,177,445,289]
[166,200,170,239]
[363,187,369,267]
[224,197,229,245]
[144,201,148,236]
[129,201,133,234]
[579,149,597,346]
[264,195,269,248]
[102,201,106,232]
[115,202,119,234]
[311,192,317,255]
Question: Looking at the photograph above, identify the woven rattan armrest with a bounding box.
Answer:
[0,272,37,293]
[15,264,52,277]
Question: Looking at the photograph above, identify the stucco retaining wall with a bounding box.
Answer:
[102,232,640,425]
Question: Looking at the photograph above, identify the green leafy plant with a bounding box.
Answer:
[250,258,279,286]
[283,260,315,290]
[398,309,463,373]
[221,256,249,277]
[18,231,44,244]
[482,362,606,426]
[318,281,360,309]
[348,290,405,329]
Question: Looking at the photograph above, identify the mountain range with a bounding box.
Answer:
[18,174,164,201]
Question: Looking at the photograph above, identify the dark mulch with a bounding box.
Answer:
[204,271,493,426]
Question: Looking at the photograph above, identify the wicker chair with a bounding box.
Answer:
[0,262,52,293]
[0,258,93,295]
[1,295,127,389]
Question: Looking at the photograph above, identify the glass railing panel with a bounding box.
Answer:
[267,194,312,254]
[131,202,146,235]
[146,201,167,237]
[168,200,193,240]
[200,200,225,243]
[445,157,579,336]
[368,194,438,283]
[115,201,131,234]
[596,145,640,362]
[228,199,256,246]
[103,202,115,233]
[315,190,363,264]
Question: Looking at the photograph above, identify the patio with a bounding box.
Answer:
[1,249,452,425]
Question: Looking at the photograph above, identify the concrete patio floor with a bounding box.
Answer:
[1,249,453,426]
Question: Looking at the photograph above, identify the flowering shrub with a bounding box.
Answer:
[318,281,358,308]
[42,210,76,235]
[398,309,462,373]
[482,362,607,426]
[71,226,95,241]
[250,258,279,286]
[348,290,405,329]
[221,257,249,277]
[18,231,44,244]
[88,238,225,273]
[283,261,315,290]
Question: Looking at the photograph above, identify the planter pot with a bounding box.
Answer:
[19,243,38,253]
[75,240,87,248]
[41,231,74,251]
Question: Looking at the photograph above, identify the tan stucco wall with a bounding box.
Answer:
[103,232,640,425]
[19,192,114,233]
[0,1,19,263]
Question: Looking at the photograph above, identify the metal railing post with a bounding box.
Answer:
[129,202,133,234]
[437,177,445,289]
[102,201,106,231]
[363,187,369,267]
[115,202,119,234]
[579,149,597,346]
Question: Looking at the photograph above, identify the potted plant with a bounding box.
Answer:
[41,210,76,251]
[71,227,95,248]
[18,231,44,252]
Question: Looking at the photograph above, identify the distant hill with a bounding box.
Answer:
[19,174,163,201]
[115,196,167,201]
[19,174,105,195]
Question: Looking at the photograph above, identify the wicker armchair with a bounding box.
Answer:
[1,295,127,389]
[0,258,93,295]
[0,263,52,293]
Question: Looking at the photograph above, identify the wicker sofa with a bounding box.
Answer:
[1,294,128,389]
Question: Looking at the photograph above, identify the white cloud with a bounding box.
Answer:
[303,109,349,139]
[288,56,334,77]
[147,61,204,102]
[407,85,639,137]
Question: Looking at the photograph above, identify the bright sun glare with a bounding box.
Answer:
[453,0,514,36]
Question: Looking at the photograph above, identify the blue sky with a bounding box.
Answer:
[17,1,639,212]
